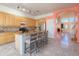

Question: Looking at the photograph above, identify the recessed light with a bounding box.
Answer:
[22,8,26,11]
[17,6,22,10]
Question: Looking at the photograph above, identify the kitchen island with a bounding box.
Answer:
[15,30,48,55]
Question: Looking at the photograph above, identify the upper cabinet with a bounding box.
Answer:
[9,15,15,26]
[5,13,15,27]
[5,14,11,26]
[0,12,15,27]
[26,18,36,27]
[15,17,24,27]
[15,17,36,27]
[0,12,36,27]
[0,12,5,26]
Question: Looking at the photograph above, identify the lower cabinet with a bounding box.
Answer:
[0,32,15,45]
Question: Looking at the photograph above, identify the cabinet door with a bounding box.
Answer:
[0,13,5,26]
[5,14,10,26]
[26,19,35,27]
[9,15,15,26]
[15,17,21,27]
[15,17,26,27]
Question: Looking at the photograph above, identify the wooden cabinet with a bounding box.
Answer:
[26,18,36,27]
[0,13,5,26]
[0,12,37,45]
[15,17,23,27]
[0,13,15,27]
[15,17,36,27]
[5,14,15,26]
[0,32,15,45]
[0,12,15,27]
[9,15,15,26]
[5,14,10,26]
[0,12,36,27]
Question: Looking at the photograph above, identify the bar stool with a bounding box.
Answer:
[29,40,37,55]
[45,32,48,44]
[36,39,40,52]
[25,31,48,55]
[25,33,38,55]
[42,32,46,47]
[36,31,42,52]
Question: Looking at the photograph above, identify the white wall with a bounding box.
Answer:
[0,5,34,18]
[46,19,55,38]
[34,13,53,19]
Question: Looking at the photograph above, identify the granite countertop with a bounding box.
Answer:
[15,30,44,35]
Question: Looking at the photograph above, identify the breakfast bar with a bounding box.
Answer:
[15,31,48,55]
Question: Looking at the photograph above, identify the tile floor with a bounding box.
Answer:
[0,32,79,56]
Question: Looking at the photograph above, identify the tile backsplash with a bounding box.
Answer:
[0,26,37,32]
[0,26,19,32]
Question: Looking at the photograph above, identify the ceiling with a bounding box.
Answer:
[0,3,78,16]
